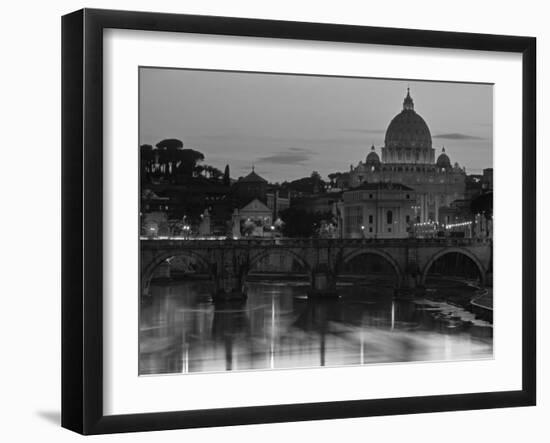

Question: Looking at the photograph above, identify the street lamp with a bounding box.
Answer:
[181,224,190,238]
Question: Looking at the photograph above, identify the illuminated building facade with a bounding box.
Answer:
[341,89,467,223]
[341,183,417,239]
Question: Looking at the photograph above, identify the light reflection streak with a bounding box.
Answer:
[391,300,395,331]
[270,294,275,369]
[360,330,364,365]
[139,281,493,376]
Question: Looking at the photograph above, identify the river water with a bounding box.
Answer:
[139,280,493,375]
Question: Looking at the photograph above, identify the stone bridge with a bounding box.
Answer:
[141,237,492,299]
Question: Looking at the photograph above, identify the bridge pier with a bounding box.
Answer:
[307,265,338,298]
[213,277,247,301]
[394,266,425,298]
[403,263,422,289]
[211,250,248,302]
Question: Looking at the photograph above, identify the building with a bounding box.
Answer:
[438,199,473,226]
[140,177,232,236]
[141,211,170,237]
[482,168,493,191]
[233,198,273,237]
[232,168,268,207]
[341,88,466,223]
[266,187,291,219]
[341,183,417,239]
[141,188,170,213]
[231,169,288,237]
[465,174,483,200]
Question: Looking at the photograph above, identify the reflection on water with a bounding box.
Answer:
[139,281,493,375]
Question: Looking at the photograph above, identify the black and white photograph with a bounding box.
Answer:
[1,0,544,438]
[139,68,494,376]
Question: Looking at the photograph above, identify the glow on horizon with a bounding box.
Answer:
[140,68,493,183]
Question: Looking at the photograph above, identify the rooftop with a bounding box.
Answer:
[348,182,415,192]
[238,169,267,184]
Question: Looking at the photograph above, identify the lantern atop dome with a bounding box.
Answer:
[403,87,414,111]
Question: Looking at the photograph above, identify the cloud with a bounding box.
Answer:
[257,147,316,165]
[433,133,486,140]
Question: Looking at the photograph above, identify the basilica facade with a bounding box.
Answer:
[340,89,466,225]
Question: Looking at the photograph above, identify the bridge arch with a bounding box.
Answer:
[421,247,486,286]
[141,250,213,296]
[339,248,403,287]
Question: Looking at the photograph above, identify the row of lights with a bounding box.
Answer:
[443,221,473,229]
[148,224,190,233]
[413,220,474,229]
[141,235,228,240]
[414,221,437,227]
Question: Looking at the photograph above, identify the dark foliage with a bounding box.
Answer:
[470,191,493,217]
[279,207,333,237]
[283,173,327,195]
[223,164,230,186]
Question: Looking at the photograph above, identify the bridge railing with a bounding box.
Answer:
[140,236,492,249]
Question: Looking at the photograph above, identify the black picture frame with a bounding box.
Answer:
[62,8,536,435]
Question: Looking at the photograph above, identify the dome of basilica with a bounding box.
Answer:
[366,145,380,164]
[436,148,451,168]
[384,89,432,150]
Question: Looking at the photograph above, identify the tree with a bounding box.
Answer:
[155,139,183,178]
[471,192,493,218]
[310,171,322,193]
[204,165,223,180]
[156,138,183,151]
[286,174,327,195]
[279,207,333,238]
[149,139,207,182]
[241,219,256,237]
[328,172,342,188]
[223,164,230,186]
[175,149,205,177]
[140,144,154,180]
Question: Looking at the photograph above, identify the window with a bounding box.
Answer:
[368,215,373,224]
[386,210,393,224]
[369,194,373,199]
[369,227,373,233]
[406,194,410,199]
[388,227,392,233]
[406,215,410,223]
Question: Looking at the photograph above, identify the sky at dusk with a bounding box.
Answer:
[139,68,493,183]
